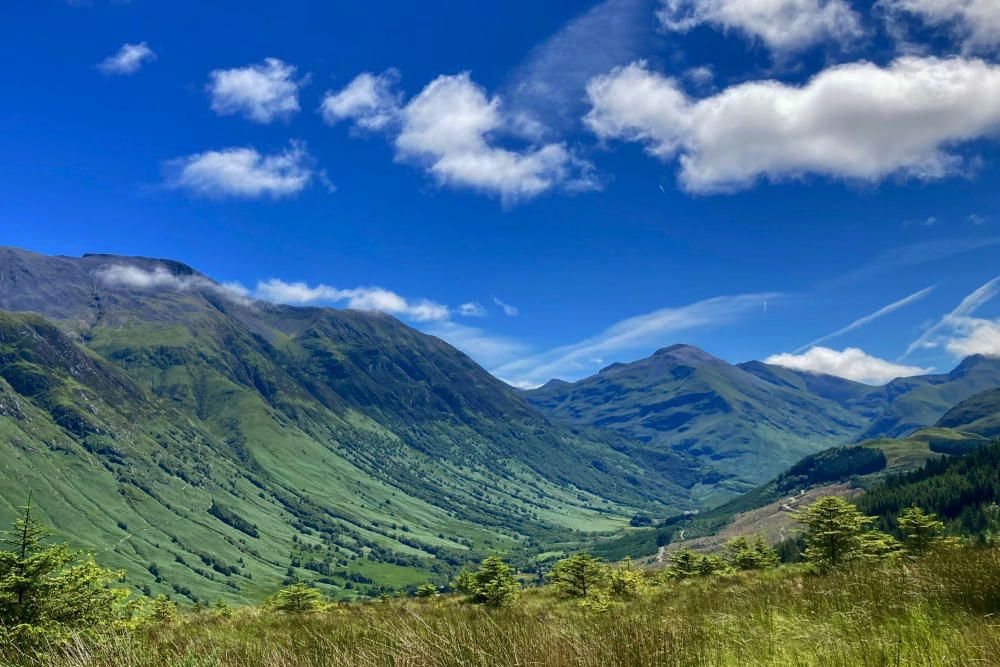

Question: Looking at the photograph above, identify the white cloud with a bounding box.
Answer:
[320,70,402,130]
[254,278,449,322]
[494,292,776,386]
[585,57,1000,193]
[424,320,531,369]
[324,70,597,202]
[208,58,302,123]
[945,317,1000,357]
[766,346,931,384]
[880,0,1000,54]
[503,0,656,133]
[796,285,935,352]
[659,0,862,54]
[458,302,487,317]
[95,264,253,305]
[492,297,519,317]
[902,276,1000,357]
[164,141,315,199]
[97,42,155,75]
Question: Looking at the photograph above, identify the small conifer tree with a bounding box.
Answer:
[268,582,323,613]
[468,556,520,607]
[0,496,135,646]
[550,553,607,598]
[898,506,954,555]
[608,557,647,598]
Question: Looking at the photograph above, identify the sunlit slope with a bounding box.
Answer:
[0,247,706,602]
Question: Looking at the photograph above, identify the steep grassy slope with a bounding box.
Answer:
[0,247,710,602]
[937,387,1000,437]
[525,345,870,493]
[854,355,1000,439]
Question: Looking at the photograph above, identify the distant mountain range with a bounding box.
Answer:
[0,245,997,602]
[525,343,1000,497]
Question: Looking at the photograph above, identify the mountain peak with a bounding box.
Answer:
[652,344,718,363]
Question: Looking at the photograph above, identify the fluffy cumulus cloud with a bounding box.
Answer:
[946,318,1000,357]
[97,42,155,75]
[766,346,930,384]
[164,141,315,199]
[585,57,1000,193]
[320,70,402,130]
[208,58,302,123]
[659,0,862,54]
[254,278,449,321]
[880,0,1000,54]
[322,70,596,202]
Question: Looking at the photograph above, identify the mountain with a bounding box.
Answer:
[592,373,1000,561]
[937,387,1000,438]
[853,355,1000,440]
[0,247,705,602]
[525,345,871,494]
[526,345,1000,494]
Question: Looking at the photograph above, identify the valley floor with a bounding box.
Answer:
[25,547,1000,667]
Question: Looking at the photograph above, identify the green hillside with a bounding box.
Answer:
[937,387,1000,437]
[525,345,872,493]
[0,248,707,603]
[591,392,999,561]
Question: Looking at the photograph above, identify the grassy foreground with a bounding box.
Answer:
[20,546,1000,667]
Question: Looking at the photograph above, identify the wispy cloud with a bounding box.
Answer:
[503,0,657,135]
[902,275,1000,359]
[424,320,531,369]
[494,292,777,386]
[458,302,487,317]
[766,346,930,384]
[795,285,936,353]
[831,236,1000,287]
[95,264,253,305]
[493,297,519,317]
[97,42,155,75]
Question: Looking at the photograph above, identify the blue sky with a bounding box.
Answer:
[3,0,1000,387]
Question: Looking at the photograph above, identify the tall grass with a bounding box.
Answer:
[16,547,1000,667]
